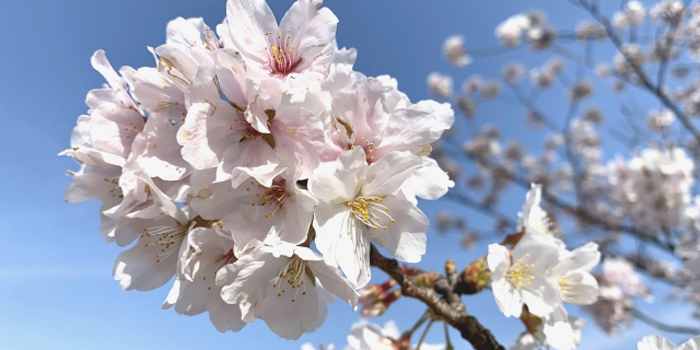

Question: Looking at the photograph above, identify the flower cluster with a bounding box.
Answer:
[61,0,454,339]
[488,184,601,350]
[608,147,694,236]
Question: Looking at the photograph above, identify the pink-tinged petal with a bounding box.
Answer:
[256,273,319,340]
[89,102,144,159]
[216,246,287,305]
[113,234,179,291]
[308,147,367,202]
[128,67,187,117]
[130,114,190,181]
[215,48,248,110]
[373,107,436,159]
[279,0,338,74]
[178,102,240,170]
[331,79,386,140]
[165,17,219,51]
[64,163,122,207]
[224,0,278,63]
[220,138,285,188]
[91,50,124,91]
[185,61,219,107]
[226,184,315,253]
[271,106,325,178]
[154,44,199,83]
[362,151,422,196]
[190,179,248,220]
[368,196,428,263]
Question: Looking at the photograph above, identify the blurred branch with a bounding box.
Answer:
[577,0,700,144]
[630,307,700,335]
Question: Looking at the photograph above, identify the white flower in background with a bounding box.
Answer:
[603,258,649,298]
[582,283,633,334]
[650,0,684,26]
[427,72,453,98]
[495,14,531,46]
[442,35,471,67]
[624,1,647,27]
[607,147,694,236]
[647,109,675,133]
[217,243,359,340]
[487,232,562,318]
[309,147,429,288]
[638,335,700,350]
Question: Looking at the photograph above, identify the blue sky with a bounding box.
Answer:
[0,0,697,349]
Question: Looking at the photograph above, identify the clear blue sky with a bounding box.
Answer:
[0,0,695,349]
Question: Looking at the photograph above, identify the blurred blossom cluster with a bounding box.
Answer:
[424,0,700,346]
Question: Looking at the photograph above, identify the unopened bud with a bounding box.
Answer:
[460,257,491,293]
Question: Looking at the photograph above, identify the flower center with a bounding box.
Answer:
[505,254,535,288]
[272,256,308,302]
[264,30,299,76]
[248,179,288,219]
[140,223,188,264]
[346,196,395,231]
[352,137,379,163]
[558,275,582,302]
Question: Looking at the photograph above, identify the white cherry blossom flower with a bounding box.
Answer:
[487,232,561,318]
[442,35,471,67]
[162,227,246,332]
[309,147,429,288]
[217,243,358,340]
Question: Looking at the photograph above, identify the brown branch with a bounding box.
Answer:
[369,245,505,350]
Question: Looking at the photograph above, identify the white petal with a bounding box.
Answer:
[638,335,677,350]
[256,273,319,340]
[308,147,366,202]
[216,246,286,305]
[368,196,428,263]
[308,259,359,309]
[487,243,511,279]
[362,151,422,196]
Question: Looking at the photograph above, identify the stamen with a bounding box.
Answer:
[505,254,536,288]
[140,223,188,264]
[274,256,308,302]
[346,196,395,230]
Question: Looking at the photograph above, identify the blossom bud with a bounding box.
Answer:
[459,257,491,293]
